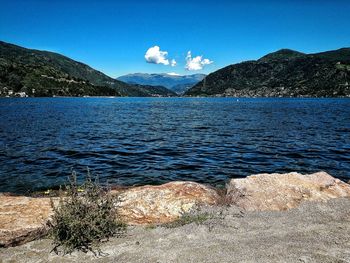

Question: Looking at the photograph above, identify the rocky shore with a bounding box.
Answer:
[1,171,350,262]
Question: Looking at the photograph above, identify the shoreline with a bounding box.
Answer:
[1,173,350,199]
[1,171,350,248]
[1,96,350,98]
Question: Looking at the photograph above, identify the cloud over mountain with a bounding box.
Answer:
[145,46,171,66]
[145,46,213,71]
[171,59,177,67]
[185,51,213,71]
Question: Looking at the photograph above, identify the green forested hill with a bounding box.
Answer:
[185,48,350,97]
[0,41,175,97]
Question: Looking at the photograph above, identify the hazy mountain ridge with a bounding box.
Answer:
[0,41,176,97]
[117,73,206,94]
[185,48,350,97]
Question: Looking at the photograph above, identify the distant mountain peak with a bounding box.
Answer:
[117,73,206,94]
[259,49,305,62]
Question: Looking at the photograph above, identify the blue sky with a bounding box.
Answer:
[1,0,350,77]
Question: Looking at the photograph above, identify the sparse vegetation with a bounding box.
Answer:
[48,171,125,255]
[335,63,350,71]
[164,213,211,228]
[145,224,157,230]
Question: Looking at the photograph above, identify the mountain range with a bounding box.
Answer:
[117,73,206,94]
[185,48,350,97]
[0,41,176,97]
[1,41,349,98]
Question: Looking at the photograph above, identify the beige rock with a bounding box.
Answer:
[0,194,53,247]
[227,171,350,211]
[114,181,220,225]
[0,181,219,246]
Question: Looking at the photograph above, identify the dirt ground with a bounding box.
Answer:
[1,198,350,263]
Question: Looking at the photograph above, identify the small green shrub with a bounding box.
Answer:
[145,224,157,230]
[48,171,125,255]
[164,213,211,228]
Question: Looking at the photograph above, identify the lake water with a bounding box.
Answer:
[0,97,349,193]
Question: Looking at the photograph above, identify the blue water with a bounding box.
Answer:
[0,97,349,193]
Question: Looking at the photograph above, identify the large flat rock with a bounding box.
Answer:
[114,181,220,224]
[227,171,350,211]
[0,195,53,247]
[0,181,220,247]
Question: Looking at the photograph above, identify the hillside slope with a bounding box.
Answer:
[0,41,175,97]
[185,48,350,97]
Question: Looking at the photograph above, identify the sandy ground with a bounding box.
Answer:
[1,198,350,263]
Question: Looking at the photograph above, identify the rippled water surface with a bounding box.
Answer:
[0,97,349,193]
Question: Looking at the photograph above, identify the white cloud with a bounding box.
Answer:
[145,46,170,65]
[171,59,177,67]
[185,51,213,71]
[167,72,180,76]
